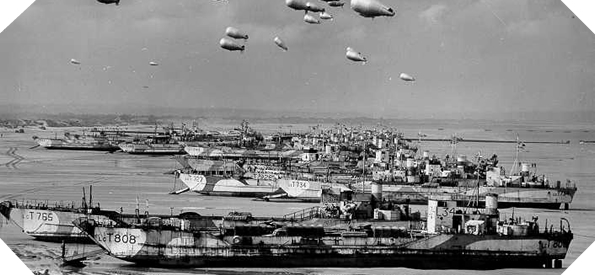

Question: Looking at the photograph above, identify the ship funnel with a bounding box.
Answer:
[0,201,13,219]
[521,163,530,172]
[405,158,415,169]
[371,182,382,202]
[485,193,498,214]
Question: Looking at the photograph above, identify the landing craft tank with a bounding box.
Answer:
[119,142,185,155]
[176,161,341,202]
[74,197,573,269]
[219,38,245,52]
[351,0,395,18]
[274,36,288,51]
[304,14,321,24]
[177,171,284,198]
[0,187,121,243]
[225,27,249,40]
[32,134,120,152]
[184,146,303,161]
[0,201,117,243]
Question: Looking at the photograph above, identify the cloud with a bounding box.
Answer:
[419,4,448,26]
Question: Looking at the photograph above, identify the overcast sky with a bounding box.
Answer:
[1,0,594,118]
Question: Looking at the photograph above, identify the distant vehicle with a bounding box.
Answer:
[351,0,395,18]
[149,61,159,66]
[70,59,81,65]
[96,0,120,5]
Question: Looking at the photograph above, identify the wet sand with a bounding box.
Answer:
[1,121,594,275]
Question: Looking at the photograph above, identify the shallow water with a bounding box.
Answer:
[1,120,594,275]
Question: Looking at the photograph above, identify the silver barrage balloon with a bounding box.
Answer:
[304,14,321,24]
[328,1,345,7]
[225,27,249,40]
[274,37,288,51]
[351,0,395,18]
[320,12,333,20]
[306,2,325,12]
[286,0,308,11]
[96,0,120,5]
[346,47,367,63]
[219,37,245,52]
[399,73,415,82]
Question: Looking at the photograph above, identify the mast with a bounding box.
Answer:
[81,187,87,210]
[510,134,522,176]
[450,133,458,166]
[89,185,93,209]
[362,140,366,193]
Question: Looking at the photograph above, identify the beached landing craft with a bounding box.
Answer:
[118,142,185,155]
[174,158,353,201]
[183,145,304,160]
[73,195,573,269]
[289,165,574,209]
[118,135,185,155]
[32,133,120,152]
[175,162,328,201]
[0,187,118,242]
[176,173,366,202]
[373,150,578,209]
[0,201,116,243]
[176,170,283,198]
